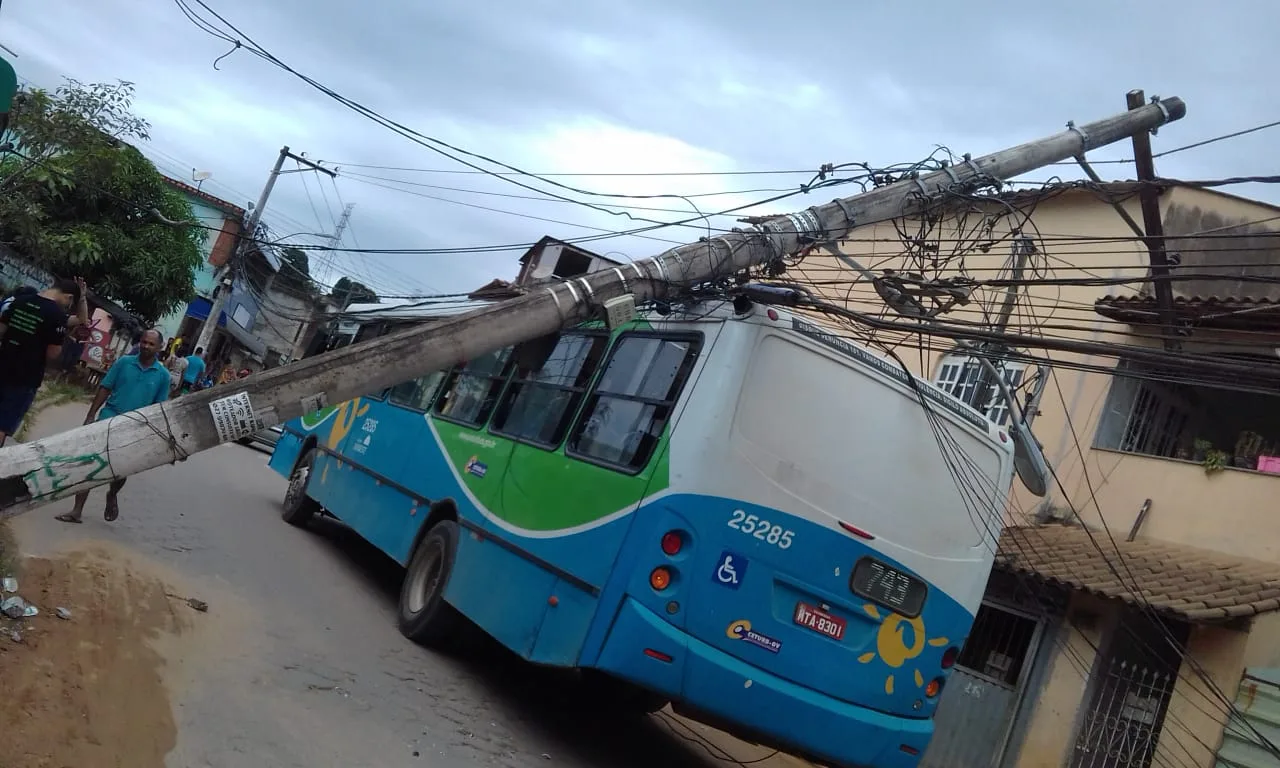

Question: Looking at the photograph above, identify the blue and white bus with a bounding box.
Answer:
[268,294,1015,767]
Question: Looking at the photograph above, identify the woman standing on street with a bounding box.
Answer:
[166,347,188,397]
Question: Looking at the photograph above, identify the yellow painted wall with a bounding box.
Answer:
[1156,624,1250,768]
[811,184,1280,766]
[1012,594,1111,768]
[812,185,1280,560]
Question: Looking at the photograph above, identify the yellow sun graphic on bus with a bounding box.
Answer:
[318,398,371,485]
[327,398,370,450]
[856,603,950,695]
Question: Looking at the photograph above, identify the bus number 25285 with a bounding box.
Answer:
[728,510,795,549]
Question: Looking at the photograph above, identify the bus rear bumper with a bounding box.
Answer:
[593,598,931,768]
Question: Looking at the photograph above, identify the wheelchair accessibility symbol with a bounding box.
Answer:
[713,550,748,590]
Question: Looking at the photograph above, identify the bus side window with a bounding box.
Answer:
[433,347,514,427]
[490,332,608,447]
[567,333,701,472]
[388,369,447,412]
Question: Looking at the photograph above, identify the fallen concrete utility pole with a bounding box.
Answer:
[0,97,1186,517]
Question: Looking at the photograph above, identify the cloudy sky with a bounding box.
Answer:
[5,0,1278,298]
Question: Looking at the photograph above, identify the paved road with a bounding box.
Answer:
[13,408,800,768]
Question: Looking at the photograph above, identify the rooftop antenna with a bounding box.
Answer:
[192,169,212,191]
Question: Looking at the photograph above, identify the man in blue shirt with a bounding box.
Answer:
[56,328,170,524]
[181,346,206,394]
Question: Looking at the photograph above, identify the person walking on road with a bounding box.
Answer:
[166,346,189,397]
[0,277,87,446]
[181,346,205,394]
[55,328,170,525]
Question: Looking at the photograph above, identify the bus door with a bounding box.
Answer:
[336,376,441,564]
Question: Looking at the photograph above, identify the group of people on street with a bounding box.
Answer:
[0,278,173,525]
[163,344,206,396]
[158,344,252,394]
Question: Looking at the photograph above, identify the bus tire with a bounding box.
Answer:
[281,448,320,526]
[398,520,463,647]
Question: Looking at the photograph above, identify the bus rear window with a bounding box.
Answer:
[434,347,513,427]
[734,334,1005,554]
[568,333,700,472]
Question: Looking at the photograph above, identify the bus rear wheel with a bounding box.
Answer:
[398,520,463,648]
[281,449,320,526]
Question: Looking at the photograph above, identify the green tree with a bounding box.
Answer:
[275,247,317,296]
[0,79,203,322]
[330,276,377,308]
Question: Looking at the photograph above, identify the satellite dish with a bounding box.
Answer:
[193,170,213,181]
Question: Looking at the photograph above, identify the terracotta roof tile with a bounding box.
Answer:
[996,526,1280,623]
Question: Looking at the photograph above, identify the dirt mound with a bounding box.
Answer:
[0,549,186,768]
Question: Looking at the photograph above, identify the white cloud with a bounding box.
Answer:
[0,0,1277,299]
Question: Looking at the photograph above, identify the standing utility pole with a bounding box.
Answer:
[967,235,1036,415]
[193,147,336,356]
[194,146,288,356]
[0,98,1187,516]
[1127,89,1182,351]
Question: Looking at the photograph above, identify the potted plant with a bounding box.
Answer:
[1192,438,1212,463]
[1203,448,1229,475]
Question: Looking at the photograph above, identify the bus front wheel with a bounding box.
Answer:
[398,520,463,647]
[282,449,321,526]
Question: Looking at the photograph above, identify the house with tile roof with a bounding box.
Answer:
[809,182,1280,768]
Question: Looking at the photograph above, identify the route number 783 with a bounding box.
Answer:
[728,510,795,549]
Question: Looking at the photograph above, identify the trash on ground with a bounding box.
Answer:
[165,593,209,613]
[9,630,20,643]
[2,577,16,593]
[1,595,26,619]
[55,607,71,620]
[22,604,37,618]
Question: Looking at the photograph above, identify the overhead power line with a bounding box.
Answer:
[322,162,822,177]
[1052,117,1280,166]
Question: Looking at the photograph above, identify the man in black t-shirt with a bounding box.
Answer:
[0,277,84,445]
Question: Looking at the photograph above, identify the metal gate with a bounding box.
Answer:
[1070,609,1188,768]
[922,601,1044,768]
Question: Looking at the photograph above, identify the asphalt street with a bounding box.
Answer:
[12,405,804,768]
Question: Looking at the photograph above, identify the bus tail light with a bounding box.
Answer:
[925,678,943,698]
[838,521,875,540]
[650,567,673,591]
[941,647,959,669]
[661,531,683,556]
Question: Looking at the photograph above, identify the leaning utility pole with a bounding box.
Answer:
[192,146,336,355]
[0,98,1187,517]
[1126,89,1182,351]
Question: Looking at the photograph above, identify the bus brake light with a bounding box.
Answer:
[941,647,959,669]
[925,678,943,698]
[838,521,875,540]
[661,531,683,556]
